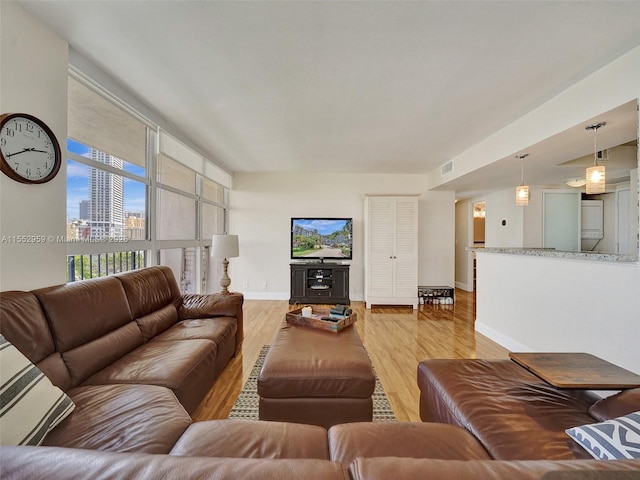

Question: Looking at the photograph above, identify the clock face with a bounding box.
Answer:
[0,113,61,184]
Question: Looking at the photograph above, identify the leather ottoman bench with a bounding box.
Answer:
[257,323,375,428]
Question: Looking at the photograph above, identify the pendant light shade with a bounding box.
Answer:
[515,185,529,206]
[515,154,529,206]
[585,165,605,194]
[585,122,606,194]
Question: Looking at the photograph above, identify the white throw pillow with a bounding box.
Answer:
[0,334,75,445]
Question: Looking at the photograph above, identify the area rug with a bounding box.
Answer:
[228,345,397,422]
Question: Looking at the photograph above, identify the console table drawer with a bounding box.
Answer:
[308,288,331,297]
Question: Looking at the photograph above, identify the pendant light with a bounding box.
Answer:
[585,122,606,194]
[515,154,529,206]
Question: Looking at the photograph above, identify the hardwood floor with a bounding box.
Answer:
[192,288,509,423]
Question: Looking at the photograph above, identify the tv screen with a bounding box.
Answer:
[291,218,353,261]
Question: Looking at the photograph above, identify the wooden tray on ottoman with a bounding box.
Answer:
[286,306,357,332]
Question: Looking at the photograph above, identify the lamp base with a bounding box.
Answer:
[220,257,231,293]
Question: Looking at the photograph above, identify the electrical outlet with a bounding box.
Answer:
[262,281,268,289]
[243,280,249,289]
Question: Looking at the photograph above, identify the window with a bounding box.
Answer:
[66,75,150,281]
[156,137,229,294]
[66,73,231,291]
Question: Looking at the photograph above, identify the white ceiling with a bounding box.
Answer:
[18,1,640,197]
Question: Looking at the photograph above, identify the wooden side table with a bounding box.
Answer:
[509,352,640,389]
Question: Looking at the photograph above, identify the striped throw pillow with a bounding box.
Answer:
[0,334,75,445]
[566,411,640,460]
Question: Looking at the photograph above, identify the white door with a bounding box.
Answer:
[543,191,581,252]
[393,197,418,298]
[367,197,394,298]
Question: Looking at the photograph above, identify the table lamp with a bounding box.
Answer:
[211,234,239,293]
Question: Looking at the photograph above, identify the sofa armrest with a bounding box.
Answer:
[178,292,244,354]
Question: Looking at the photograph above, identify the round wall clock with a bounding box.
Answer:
[0,113,62,184]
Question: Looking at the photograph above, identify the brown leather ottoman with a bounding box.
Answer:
[257,323,375,428]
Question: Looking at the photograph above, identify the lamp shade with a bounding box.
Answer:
[211,234,239,258]
[585,122,606,195]
[515,185,529,206]
[585,165,605,194]
[514,153,529,207]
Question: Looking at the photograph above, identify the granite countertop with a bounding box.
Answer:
[467,247,638,263]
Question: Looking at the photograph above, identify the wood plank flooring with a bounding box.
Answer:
[192,289,509,423]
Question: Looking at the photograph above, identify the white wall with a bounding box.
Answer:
[484,188,524,248]
[475,252,640,375]
[0,2,69,290]
[230,173,455,300]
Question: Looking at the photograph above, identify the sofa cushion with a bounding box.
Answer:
[34,276,133,353]
[179,292,244,353]
[152,318,237,376]
[417,359,599,460]
[0,335,75,446]
[33,276,145,389]
[61,322,145,386]
[0,291,72,390]
[348,457,640,480]
[135,304,180,341]
[179,292,243,320]
[170,419,329,459]
[0,291,55,363]
[566,411,640,460]
[590,388,640,422]
[42,384,191,453]
[152,317,237,345]
[82,339,217,414]
[117,266,182,319]
[1,446,350,480]
[328,422,491,465]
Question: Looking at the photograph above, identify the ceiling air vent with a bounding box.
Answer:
[441,160,454,176]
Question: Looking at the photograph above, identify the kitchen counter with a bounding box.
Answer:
[467,247,638,263]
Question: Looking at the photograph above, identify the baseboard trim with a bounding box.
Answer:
[455,281,472,292]
[474,321,532,352]
[242,292,290,301]
[240,292,365,302]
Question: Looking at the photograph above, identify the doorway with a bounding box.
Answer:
[473,202,486,245]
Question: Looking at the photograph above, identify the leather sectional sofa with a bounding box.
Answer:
[418,358,640,460]
[0,266,243,452]
[1,267,639,478]
[3,421,640,479]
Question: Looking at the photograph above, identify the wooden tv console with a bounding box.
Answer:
[289,262,350,305]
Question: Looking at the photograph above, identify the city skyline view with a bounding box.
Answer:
[66,139,146,221]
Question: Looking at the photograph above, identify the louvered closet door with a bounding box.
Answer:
[367,196,394,298]
[393,197,418,298]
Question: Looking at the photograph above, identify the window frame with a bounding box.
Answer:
[66,71,230,292]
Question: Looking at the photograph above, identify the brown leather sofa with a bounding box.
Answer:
[0,266,243,452]
[417,358,640,460]
[2,269,639,477]
[3,420,639,479]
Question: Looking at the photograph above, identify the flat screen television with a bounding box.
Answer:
[291,217,353,261]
